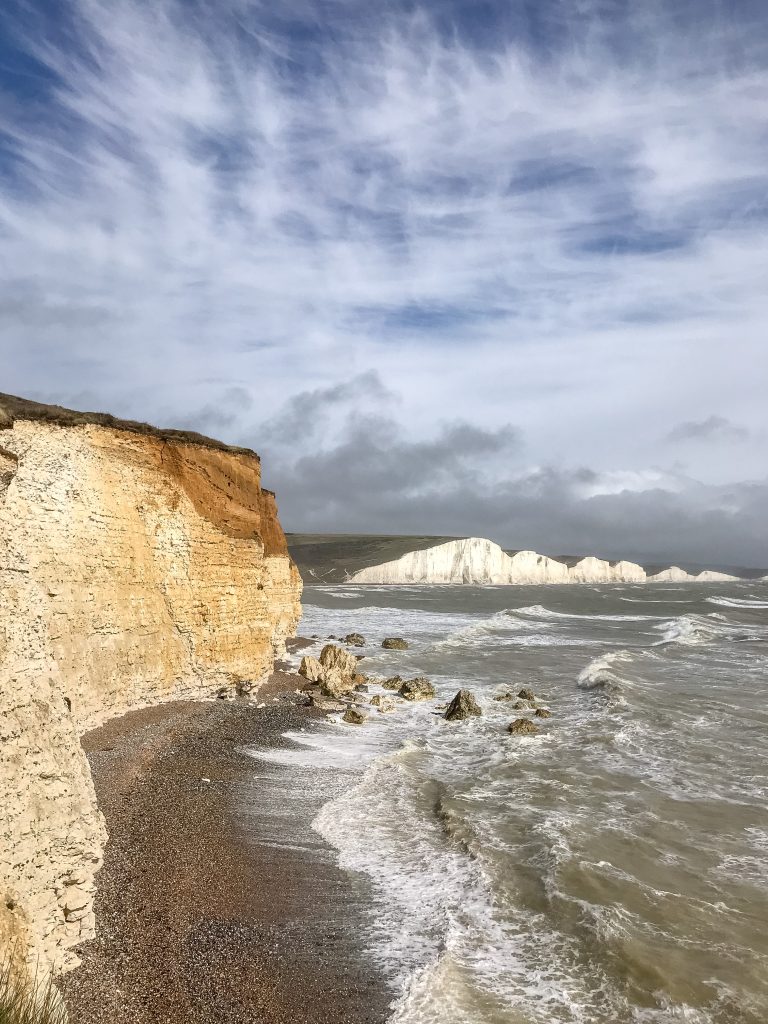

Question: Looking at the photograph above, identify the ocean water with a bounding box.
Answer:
[253,582,768,1024]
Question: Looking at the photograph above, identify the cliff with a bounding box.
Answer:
[348,538,741,585]
[0,395,301,977]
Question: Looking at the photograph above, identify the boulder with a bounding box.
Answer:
[342,707,367,725]
[344,633,366,646]
[493,692,514,702]
[382,637,409,650]
[355,682,369,693]
[352,673,368,686]
[370,695,397,713]
[308,693,347,712]
[320,644,358,677]
[508,718,539,735]
[517,687,536,701]
[320,670,357,699]
[534,708,552,718]
[382,675,404,690]
[399,677,436,702]
[444,689,482,721]
[299,655,325,683]
[512,700,534,710]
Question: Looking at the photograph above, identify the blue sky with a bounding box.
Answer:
[1,0,767,564]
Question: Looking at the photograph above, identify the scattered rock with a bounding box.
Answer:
[508,718,539,735]
[320,644,358,677]
[399,677,436,701]
[320,671,356,699]
[382,637,409,650]
[517,688,536,701]
[382,675,404,690]
[493,692,514,702]
[444,689,482,721]
[344,633,366,646]
[370,695,397,713]
[512,699,534,710]
[308,693,347,712]
[342,707,367,725]
[298,655,324,683]
[534,708,552,718]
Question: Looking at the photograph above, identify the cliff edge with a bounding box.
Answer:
[0,394,301,977]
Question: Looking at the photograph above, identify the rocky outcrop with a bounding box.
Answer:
[444,690,482,721]
[0,397,301,979]
[398,677,436,702]
[348,537,741,585]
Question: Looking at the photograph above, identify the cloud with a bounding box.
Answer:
[665,415,749,444]
[246,376,768,567]
[0,0,767,561]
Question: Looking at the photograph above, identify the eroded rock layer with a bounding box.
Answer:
[0,408,301,975]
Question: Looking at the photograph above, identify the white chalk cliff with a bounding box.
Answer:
[348,538,741,585]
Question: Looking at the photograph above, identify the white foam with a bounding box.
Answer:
[706,595,768,609]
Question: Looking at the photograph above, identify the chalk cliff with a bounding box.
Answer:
[348,538,741,585]
[0,396,301,977]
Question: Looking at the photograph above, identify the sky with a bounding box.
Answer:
[1,0,767,566]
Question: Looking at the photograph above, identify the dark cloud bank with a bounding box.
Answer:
[196,374,768,570]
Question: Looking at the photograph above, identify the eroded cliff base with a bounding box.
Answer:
[59,678,392,1024]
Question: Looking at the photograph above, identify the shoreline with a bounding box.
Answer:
[59,670,394,1024]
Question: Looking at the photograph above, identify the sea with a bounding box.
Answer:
[253,581,768,1024]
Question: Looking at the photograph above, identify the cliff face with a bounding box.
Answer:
[0,408,301,975]
[347,537,737,585]
[348,538,649,585]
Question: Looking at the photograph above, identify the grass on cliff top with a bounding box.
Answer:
[0,961,67,1024]
[0,392,256,457]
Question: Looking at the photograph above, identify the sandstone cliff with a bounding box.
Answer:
[348,538,741,585]
[0,395,301,977]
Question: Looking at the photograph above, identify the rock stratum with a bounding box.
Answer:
[348,537,740,585]
[0,394,301,979]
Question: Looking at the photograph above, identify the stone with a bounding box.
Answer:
[493,692,514,701]
[399,677,436,701]
[344,633,366,646]
[444,689,482,721]
[370,695,396,713]
[534,708,552,718]
[382,637,409,650]
[342,708,367,725]
[319,670,357,699]
[352,673,368,685]
[507,718,539,735]
[517,688,536,701]
[512,700,533,710]
[354,683,369,693]
[236,680,254,697]
[216,686,233,700]
[319,644,358,677]
[382,676,404,690]
[299,655,324,683]
[308,693,347,712]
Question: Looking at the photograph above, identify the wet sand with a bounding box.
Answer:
[60,670,394,1024]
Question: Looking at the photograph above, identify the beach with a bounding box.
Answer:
[59,667,394,1024]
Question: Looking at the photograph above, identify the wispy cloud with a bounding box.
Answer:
[0,0,767,560]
